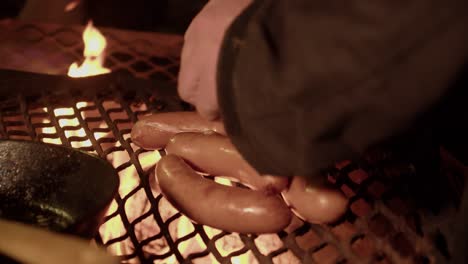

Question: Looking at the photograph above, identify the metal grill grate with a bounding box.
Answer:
[0,20,462,264]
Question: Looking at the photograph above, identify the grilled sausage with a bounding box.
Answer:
[131,111,225,149]
[156,155,292,233]
[165,132,289,193]
[282,176,348,224]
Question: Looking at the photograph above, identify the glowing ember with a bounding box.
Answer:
[67,21,110,78]
[39,103,287,262]
[41,103,107,147]
[64,0,81,12]
[39,102,292,262]
[163,178,252,264]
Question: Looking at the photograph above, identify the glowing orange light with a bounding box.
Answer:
[68,21,110,78]
[64,0,81,12]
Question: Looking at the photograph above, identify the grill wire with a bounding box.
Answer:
[0,21,463,264]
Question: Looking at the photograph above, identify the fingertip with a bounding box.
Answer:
[177,69,199,103]
[196,106,220,121]
[177,45,200,105]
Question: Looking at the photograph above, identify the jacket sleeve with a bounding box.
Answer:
[217,0,468,181]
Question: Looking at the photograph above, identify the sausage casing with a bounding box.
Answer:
[131,112,225,149]
[165,132,289,193]
[156,155,292,233]
[282,176,348,224]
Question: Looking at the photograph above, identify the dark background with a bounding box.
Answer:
[0,0,207,34]
[0,0,26,19]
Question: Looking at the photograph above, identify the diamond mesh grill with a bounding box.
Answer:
[0,20,462,264]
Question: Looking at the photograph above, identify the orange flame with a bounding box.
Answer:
[68,21,110,78]
[46,23,111,147]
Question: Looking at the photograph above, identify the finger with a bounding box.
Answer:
[196,103,220,121]
[193,47,221,120]
[177,40,200,105]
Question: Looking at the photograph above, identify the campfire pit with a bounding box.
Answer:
[0,20,464,264]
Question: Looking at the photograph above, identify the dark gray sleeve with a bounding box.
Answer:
[217,0,468,181]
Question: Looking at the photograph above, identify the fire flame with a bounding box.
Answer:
[43,23,111,145]
[67,21,110,78]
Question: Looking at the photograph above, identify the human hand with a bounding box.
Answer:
[177,0,252,120]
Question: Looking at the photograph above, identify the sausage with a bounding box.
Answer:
[156,155,292,233]
[131,111,225,149]
[282,176,348,224]
[165,132,289,193]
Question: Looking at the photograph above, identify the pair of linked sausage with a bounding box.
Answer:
[131,112,287,193]
[157,155,348,232]
[133,112,348,232]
